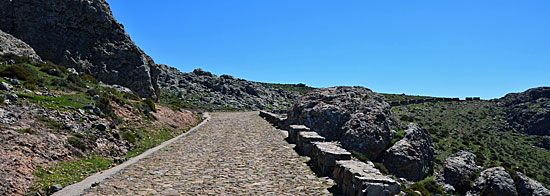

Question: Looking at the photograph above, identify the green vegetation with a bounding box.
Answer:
[392,99,550,188]
[123,126,182,158]
[17,128,36,134]
[260,82,316,95]
[402,175,446,196]
[382,93,434,102]
[30,155,113,195]
[35,116,64,130]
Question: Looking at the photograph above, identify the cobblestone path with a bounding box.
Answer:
[85,112,331,195]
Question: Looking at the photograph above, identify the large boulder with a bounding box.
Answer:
[0,0,159,98]
[467,167,518,196]
[0,30,42,62]
[500,87,550,135]
[287,86,399,160]
[514,172,550,196]
[381,123,435,181]
[436,151,481,193]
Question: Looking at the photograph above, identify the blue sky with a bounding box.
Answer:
[108,0,549,99]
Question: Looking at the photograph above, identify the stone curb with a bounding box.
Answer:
[53,113,212,196]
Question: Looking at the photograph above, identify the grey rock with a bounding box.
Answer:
[311,142,352,176]
[49,184,63,193]
[0,82,13,91]
[6,94,18,102]
[515,172,550,196]
[0,29,42,62]
[287,86,399,160]
[296,131,325,156]
[5,78,19,85]
[467,167,518,196]
[334,160,401,196]
[156,64,304,111]
[0,0,159,98]
[381,123,435,181]
[500,87,550,135]
[287,124,310,143]
[67,68,78,75]
[92,123,107,132]
[436,151,481,193]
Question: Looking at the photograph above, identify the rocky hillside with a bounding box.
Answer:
[500,87,550,136]
[388,90,550,194]
[0,0,313,110]
[157,64,314,111]
[0,0,161,98]
[0,54,200,195]
[286,86,549,195]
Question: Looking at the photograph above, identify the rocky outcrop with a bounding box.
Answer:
[381,123,435,181]
[500,87,550,135]
[514,172,550,196]
[436,151,481,193]
[157,65,305,110]
[467,167,518,196]
[0,0,159,98]
[287,86,399,160]
[0,30,41,62]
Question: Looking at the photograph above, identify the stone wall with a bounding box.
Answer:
[389,97,481,107]
[258,114,401,196]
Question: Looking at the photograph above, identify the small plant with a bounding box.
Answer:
[373,162,389,175]
[17,128,36,134]
[0,64,38,82]
[351,150,370,163]
[143,98,156,112]
[67,136,85,150]
[79,74,98,84]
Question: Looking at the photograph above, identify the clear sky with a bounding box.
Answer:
[108,0,549,99]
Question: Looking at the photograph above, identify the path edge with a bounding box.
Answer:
[53,113,212,196]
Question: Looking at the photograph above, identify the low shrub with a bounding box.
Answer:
[67,136,85,150]
[373,162,389,175]
[0,64,38,82]
[79,74,98,84]
[143,98,156,113]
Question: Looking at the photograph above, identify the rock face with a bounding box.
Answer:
[156,65,304,110]
[0,29,42,62]
[381,123,435,181]
[467,167,518,196]
[515,172,550,196]
[287,86,399,160]
[436,151,481,193]
[0,0,159,98]
[500,87,550,135]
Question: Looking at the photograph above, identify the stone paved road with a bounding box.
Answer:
[85,112,332,195]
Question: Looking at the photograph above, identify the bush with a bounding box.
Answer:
[373,162,389,175]
[120,129,137,143]
[0,64,38,82]
[351,150,370,163]
[67,136,85,150]
[143,98,156,113]
[0,53,29,64]
[79,74,98,84]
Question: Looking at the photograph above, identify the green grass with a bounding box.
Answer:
[35,116,64,130]
[392,100,550,188]
[30,155,113,195]
[123,127,181,159]
[17,128,36,134]
[19,93,92,111]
